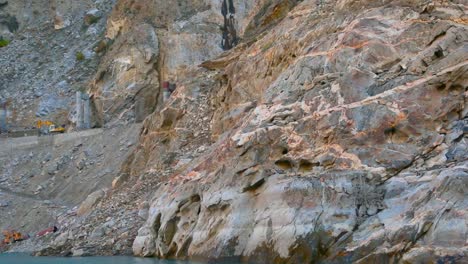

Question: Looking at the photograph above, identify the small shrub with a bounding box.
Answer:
[76,51,85,61]
[94,38,114,53]
[94,40,108,53]
[0,38,10,48]
[84,15,100,26]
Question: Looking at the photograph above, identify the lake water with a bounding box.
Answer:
[0,253,241,264]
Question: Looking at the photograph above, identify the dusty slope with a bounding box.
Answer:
[0,124,140,251]
[0,0,115,130]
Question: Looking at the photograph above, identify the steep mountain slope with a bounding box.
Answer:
[1,0,467,263]
[0,0,116,130]
[0,125,140,238]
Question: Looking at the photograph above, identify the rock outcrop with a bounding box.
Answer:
[1,0,467,263]
[129,0,468,263]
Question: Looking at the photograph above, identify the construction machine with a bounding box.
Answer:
[37,120,65,135]
[2,230,12,244]
[2,230,27,244]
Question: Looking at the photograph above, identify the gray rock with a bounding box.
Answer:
[77,189,106,216]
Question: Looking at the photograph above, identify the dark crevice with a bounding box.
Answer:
[152,37,163,114]
[177,236,193,258]
[166,242,178,258]
[242,178,265,192]
[236,167,249,175]
[275,159,293,170]
[427,30,448,47]
[243,0,301,40]
[238,145,252,156]
[162,217,179,246]
[299,160,318,172]
[191,194,201,203]
[161,118,173,129]
[221,0,238,50]
[434,48,444,59]
[152,213,162,235]
[393,221,433,263]
[0,14,19,32]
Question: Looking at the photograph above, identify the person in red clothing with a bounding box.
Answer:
[37,226,58,237]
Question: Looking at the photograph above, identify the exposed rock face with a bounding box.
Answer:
[129,0,468,263]
[89,0,266,125]
[1,0,467,263]
[90,22,159,125]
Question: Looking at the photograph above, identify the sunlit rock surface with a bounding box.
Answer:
[129,1,468,263]
[1,0,466,263]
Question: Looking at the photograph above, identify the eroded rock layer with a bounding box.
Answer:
[129,1,468,263]
[1,0,467,263]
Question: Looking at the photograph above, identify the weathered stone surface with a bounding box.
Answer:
[87,0,269,126]
[2,0,467,263]
[53,231,72,247]
[90,22,159,126]
[129,0,468,263]
[77,189,105,216]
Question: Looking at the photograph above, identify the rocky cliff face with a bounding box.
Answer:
[1,0,467,263]
[128,1,467,262]
[88,0,275,126]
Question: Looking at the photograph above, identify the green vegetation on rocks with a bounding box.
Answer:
[0,38,10,48]
[75,51,85,61]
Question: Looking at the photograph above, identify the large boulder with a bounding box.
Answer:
[77,189,106,216]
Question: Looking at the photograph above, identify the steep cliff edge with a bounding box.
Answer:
[128,1,467,263]
[1,0,467,263]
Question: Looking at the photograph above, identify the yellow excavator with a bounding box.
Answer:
[37,120,65,135]
[2,230,27,244]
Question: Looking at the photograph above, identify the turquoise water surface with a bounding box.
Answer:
[0,253,235,264]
